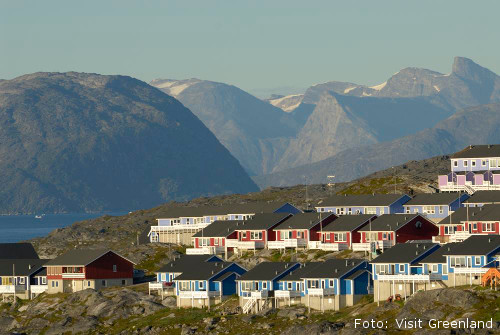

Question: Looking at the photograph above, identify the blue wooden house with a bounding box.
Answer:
[236,262,300,313]
[0,259,48,299]
[316,194,410,216]
[443,235,500,287]
[150,255,223,296]
[403,193,469,220]
[370,242,441,302]
[173,261,246,309]
[296,259,370,311]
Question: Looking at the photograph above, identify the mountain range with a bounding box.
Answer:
[152,57,500,184]
[0,72,258,213]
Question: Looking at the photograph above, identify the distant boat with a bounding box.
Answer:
[35,215,43,219]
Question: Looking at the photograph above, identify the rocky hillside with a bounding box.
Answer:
[0,72,257,214]
[254,102,500,188]
[0,285,498,334]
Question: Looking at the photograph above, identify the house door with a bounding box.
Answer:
[468,223,472,232]
[63,280,72,293]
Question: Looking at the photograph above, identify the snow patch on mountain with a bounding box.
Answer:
[369,81,387,91]
[343,86,358,94]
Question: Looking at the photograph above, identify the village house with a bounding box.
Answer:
[0,243,40,260]
[443,235,500,287]
[315,194,410,216]
[228,213,293,252]
[173,260,246,309]
[45,249,134,293]
[188,220,242,257]
[269,212,337,250]
[0,259,48,300]
[148,202,301,244]
[274,262,320,307]
[315,214,377,251]
[236,262,300,313]
[438,145,500,193]
[356,214,439,251]
[370,242,441,303]
[150,255,223,296]
[297,259,371,312]
[403,193,469,222]
[432,206,481,243]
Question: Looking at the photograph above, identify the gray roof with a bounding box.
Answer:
[419,244,460,264]
[299,259,366,279]
[437,206,483,225]
[0,243,39,260]
[233,213,292,231]
[192,220,241,238]
[45,249,133,266]
[157,202,295,219]
[278,263,323,281]
[459,204,500,222]
[322,214,376,232]
[441,235,500,256]
[173,261,236,280]
[464,191,500,204]
[0,259,48,276]
[345,269,369,280]
[405,193,465,206]
[452,145,500,159]
[359,214,421,232]
[370,243,438,264]
[274,213,335,230]
[157,255,223,273]
[317,194,408,207]
[237,262,298,281]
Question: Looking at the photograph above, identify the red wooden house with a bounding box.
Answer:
[228,213,292,251]
[45,249,134,293]
[316,214,377,251]
[269,212,337,250]
[189,220,242,255]
[356,214,438,251]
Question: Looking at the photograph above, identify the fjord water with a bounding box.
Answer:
[0,213,126,243]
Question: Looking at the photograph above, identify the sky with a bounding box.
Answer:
[1,1,499,96]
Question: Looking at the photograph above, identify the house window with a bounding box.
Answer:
[431,264,438,273]
[472,161,476,167]
[365,232,377,242]
[475,257,481,266]
[473,223,477,230]
[443,266,448,275]
[464,160,468,167]
[241,281,253,291]
[348,208,352,214]
[250,231,262,240]
[334,233,347,242]
[51,281,55,287]
[423,206,435,214]
[405,207,410,214]
[439,206,444,214]
[200,238,209,247]
[261,282,267,290]
[19,277,25,284]
[329,279,334,287]
[307,280,319,288]
[453,161,458,167]
[336,208,341,215]
[102,280,106,287]
[113,265,117,272]
[56,281,59,287]
[199,281,205,290]
[214,238,219,246]
[287,282,293,290]
[122,280,126,285]
[482,223,494,232]
[365,207,377,214]
[414,208,419,213]
[375,264,391,275]
[340,208,345,215]
[88,281,91,287]
[240,232,247,239]
[179,281,191,291]
[450,256,467,268]
[399,264,405,273]
[41,277,46,285]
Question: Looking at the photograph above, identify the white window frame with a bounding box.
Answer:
[261,282,267,290]
[365,207,377,214]
[482,223,493,232]
[453,160,458,167]
[472,161,476,167]
[475,257,481,266]
[113,265,117,272]
[376,264,391,275]
[431,264,439,273]
[482,160,487,167]
[179,281,191,291]
[287,282,293,290]
[19,277,25,284]
[439,206,444,214]
[241,281,253,291]
[250,231,262,240]
[199,281,205,290]
[334,232,347,242]
[464,160,468,167]
[399,264,405,273]
[423,206,435,214]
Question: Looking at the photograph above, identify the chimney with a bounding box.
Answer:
[448,247,451,251]
[276,270,278,275]
[290,271,293,275]
[345,260,348,266]
[416,251,419,255]
[488,144,491,148]
[489,238,491,243]
[335,268,338,273]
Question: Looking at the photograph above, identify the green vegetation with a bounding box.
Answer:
[339,177,405,195]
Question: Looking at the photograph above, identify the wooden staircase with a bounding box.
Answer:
[481,268,500,288]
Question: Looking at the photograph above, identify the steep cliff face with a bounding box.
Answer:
[0,72,258,213]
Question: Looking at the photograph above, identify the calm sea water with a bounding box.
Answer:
[0,213,126,243]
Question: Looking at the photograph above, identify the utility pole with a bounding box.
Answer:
[13,263,16,304]
[304,176,309,210]
[327,175,335,197]
[392,167,397,194]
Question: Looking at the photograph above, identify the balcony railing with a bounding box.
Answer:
[452,267,488,274]
[0,285,26,293]
[149,223,211,234]
[62,273,85,278]
[376,274,430,281]
[30,285,48,294]
[307,288,335,296]
[225,240,265,249]
[186,246,225,255]
[178,290,219,299]
[268,239,307,249]
[251,290,269,298]
[275,290,301,298]
[308,241,348,251]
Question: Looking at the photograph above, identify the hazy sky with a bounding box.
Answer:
[1,1,499,95]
